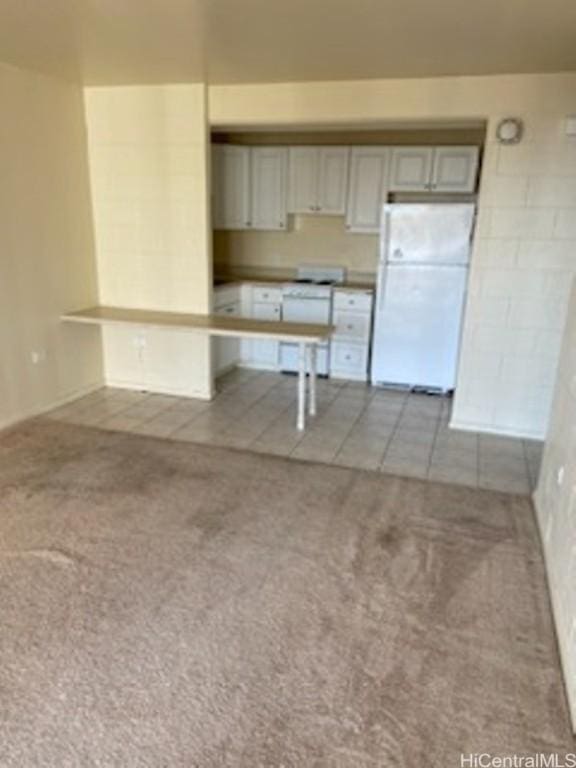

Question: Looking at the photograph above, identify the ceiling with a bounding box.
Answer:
[1,0,575,86]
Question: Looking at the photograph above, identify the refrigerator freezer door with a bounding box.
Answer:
[382,203,475,266]
[371,264,468,391]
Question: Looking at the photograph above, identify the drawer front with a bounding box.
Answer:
[252,285,282,304]
[333,291,373,312]
[333,310,371,341]
[252,301,281,321]
[215,302,240,317]
[331,342,369,374]
[214,285,241,309]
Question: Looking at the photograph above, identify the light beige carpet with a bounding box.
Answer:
[0,419,573,767]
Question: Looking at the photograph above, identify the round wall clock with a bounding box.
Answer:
[496,118,524,144]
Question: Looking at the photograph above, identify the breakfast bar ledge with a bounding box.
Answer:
[62,306,334,431]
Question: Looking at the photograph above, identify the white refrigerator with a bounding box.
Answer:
[371,203,476,392]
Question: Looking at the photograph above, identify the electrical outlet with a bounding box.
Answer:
[557,466,565,487]
[133,334,147,350]
[31,350,46,365]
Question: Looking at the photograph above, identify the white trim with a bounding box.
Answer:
[449,419,544,441]
[104,378,213,401]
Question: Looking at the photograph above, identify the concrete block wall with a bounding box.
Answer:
[453,116,576,437]
[534,281,576,730]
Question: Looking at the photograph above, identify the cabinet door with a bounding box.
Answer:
[333,310,372,342]
[345,147,389,233]
[211,144,223,229]
[431,146,479,193]
[213,303,241,376]
[288,147,318,214]
[317,147,349,214]
[250,147,288,230]
[214,145,251,229]
[330,342,369,381]
[251,301,281,368]
[390,147,434,192]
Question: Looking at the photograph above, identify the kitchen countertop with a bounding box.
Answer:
[62,305,333,343]
[214,276,375,291]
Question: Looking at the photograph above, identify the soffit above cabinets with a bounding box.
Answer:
[1,0,575,86]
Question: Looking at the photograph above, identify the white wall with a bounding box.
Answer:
[0,62,103,430]
[85,85,213,398]
[534,280,576,730]
[210,73,576,438]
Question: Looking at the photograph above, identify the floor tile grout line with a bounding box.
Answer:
[117,371,269,438]
[378,391,410,471]
[73,390,157,424]
[424,400,446,483]
[521,438,536,491]
[167,374,289,440]
[243,393,300,450]
[330,390,382,464]
[287,383,352,458]
[333,386,406,466]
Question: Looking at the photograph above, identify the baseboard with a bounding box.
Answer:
[449,419,544,441]
[237,362,280,373]
[331,371,369,382]
[104,378,213,401]
[0,379,104,434]
[532,493,576,734]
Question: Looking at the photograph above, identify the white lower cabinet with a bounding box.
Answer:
[331,342,369,379]
[213,284,242,377]
[239,284,282,371]
[213,303,241,376]
[250,301,281,369]
[330,288,374,381]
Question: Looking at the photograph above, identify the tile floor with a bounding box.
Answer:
[45,369,543,494]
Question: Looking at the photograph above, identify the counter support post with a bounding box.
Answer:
[308,344,317,417]
[297,342,307,431]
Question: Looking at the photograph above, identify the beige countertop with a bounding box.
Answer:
[214,275,375,292]
[62,305,333,344]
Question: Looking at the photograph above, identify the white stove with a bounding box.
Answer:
[280,266,345,375]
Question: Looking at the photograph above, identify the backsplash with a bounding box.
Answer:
[213,214,379,281]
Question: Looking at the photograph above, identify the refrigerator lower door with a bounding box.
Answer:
[371,264,468,391]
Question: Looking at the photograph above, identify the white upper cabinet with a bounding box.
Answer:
[288,147,318,214]
[212,145,288,230]
[431,146,480,192]
[345,147,390,233]
[250,147,288,231]
[288,146,349,215]
[317,147,349,214]
[390,147,434,192]
[390,146,479,193]
[212,144,251,229]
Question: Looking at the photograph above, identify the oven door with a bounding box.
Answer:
[280,295,331,375]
